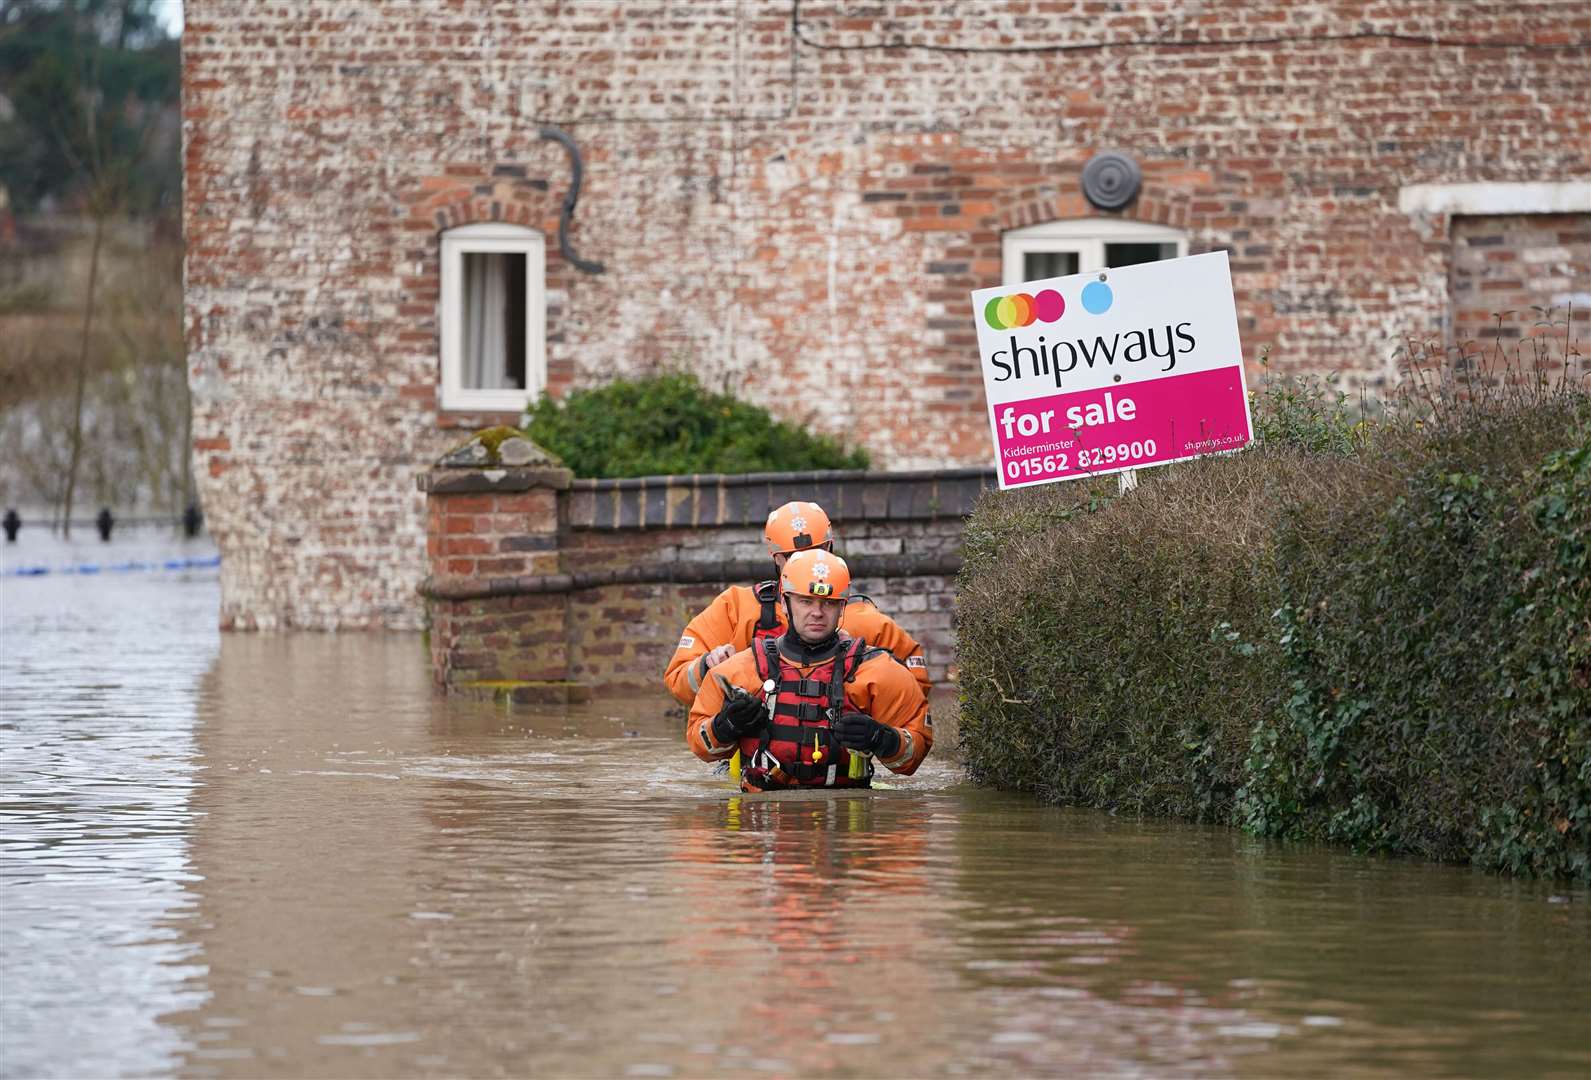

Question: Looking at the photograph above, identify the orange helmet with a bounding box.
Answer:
[764,501,834,558]
[780,549,852,602]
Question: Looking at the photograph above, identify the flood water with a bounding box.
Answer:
[3,531,1588,1078]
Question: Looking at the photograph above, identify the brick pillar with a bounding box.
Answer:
[419,459,582,703]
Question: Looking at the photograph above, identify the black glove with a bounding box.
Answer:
[711,688,767,744]
[833,711,901,758]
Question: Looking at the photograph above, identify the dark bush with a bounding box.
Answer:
[958,448,1309,821]
[1241,403,1590,878]
[523,373,869,479]
[956,365,1591,880]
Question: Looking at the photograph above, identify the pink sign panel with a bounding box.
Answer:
[993,365,1251,488]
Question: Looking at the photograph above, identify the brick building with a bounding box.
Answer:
[182,1,1590,630]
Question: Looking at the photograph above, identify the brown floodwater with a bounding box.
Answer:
[2,532,1588,1078]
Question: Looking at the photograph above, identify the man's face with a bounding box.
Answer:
[787,593,845,644]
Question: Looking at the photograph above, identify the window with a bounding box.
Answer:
[439,223,545,412]
[1002,219,1187,286]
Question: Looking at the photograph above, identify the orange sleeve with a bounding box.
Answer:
[843,603,932,697]
[845,651,934,776]
[685,650,761,761]
[663,585,757,706]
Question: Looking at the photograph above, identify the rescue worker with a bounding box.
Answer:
[687,550,932,791]
[664,501,930,705]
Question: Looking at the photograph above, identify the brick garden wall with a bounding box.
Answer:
[420,467,991,701]
[183,1,1591,629]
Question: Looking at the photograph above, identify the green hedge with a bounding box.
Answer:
[522,372,868,479]
[956,384,1590,880]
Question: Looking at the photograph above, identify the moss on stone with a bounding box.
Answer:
[473,425,521,458]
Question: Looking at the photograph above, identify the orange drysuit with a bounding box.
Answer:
[687,635,933,790]
[664,580,930,705]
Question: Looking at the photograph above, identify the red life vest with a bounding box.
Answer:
[739,635,872,791]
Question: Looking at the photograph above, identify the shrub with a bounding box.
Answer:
[1240,403,1590,877]
[957,365,1368,821]
[957,449,1303,821]
[956,362,1591,880]
[522,372,869,479]
[1248,349,1365,455]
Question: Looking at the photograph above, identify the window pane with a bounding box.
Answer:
[1024,250,1079,281]
[461,252,527,390]
[1105,242,1178,268]
[504,253,526,389]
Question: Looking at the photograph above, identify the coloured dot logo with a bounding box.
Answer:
[984,288,1065,330]
[1081,279,1114,315]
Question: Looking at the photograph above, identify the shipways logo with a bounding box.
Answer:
[982,278,1117,330]
[986,274,1194,386]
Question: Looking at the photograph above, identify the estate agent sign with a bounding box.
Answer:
[970,251,1252,489]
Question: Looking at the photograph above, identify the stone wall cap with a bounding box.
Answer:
[434,429,563,469]
[418,466,574,494]
[564,466,996,493]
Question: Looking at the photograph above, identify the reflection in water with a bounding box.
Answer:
[663,796,939,1075]
[3,535,1589,1078]
[1,534,217,1078]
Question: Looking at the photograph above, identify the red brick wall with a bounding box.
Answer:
[557,522,966,694]
[183,1,1591,628]
[557,572,964,697]
[421,468,985,699]
[425,480,568,688]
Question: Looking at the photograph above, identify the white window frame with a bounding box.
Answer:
[439,222,546,412]
[1002,219,1188,285]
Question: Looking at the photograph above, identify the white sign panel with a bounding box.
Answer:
[970,251,1252,489]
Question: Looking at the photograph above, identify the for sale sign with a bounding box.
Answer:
[971,251,1252,489]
